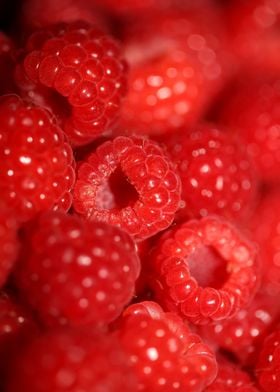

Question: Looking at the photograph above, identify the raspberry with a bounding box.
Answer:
[0,204,19,288]
[0,95,75,222]
[150,216,259,324]
[199,289,280,366]
[219,76,280,183]
[119,8,231,136]
[255,328,280,391]
[15,22,127,146]
[119,301,217,391]
[73,136,182,240]
[5,327,136,392]
[206,357,258,391]
[247,187,280,293]
[161,124,258,221]
[15,211,140,327]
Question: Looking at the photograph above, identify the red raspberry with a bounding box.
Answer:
[15,22,127,146]
[0,292,36,388]
[119,301,217,391]
[73,136,182,240]
[15,211,140,327]
[151,216,259,324]
[0,95,75,222]
[199,289,280,366]
[0,204,19,288]
[5,327,136,392]
[206,357,258,391]
[0,32,16,95]
[255,327,280,391]
[247,187,280,293]
[119,8,231,136]
[225,0,280,73]
[219,76,280,183]
[161,124,258,222]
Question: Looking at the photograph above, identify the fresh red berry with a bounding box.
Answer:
[206,357,258,391]
[5,327,136,392]
[0,204,19,288]
[255,327,280,391]
[73,136,182,240]
[119,8,231,136]
[161,124,258,221]
[219,76,280,183]
[15,211,140,327]
[151,216,259,324]
[119,301,217,391]
[0,94,75,222]
[247,187,280,294]
[15,22,127,146]
[199,289,280,366]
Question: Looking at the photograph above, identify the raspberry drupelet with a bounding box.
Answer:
[73,136,182,240]
[161,124,258,221]
[0,94,75,222]
[119,301,217,391]
[150,216,259,324]
[255,327,280,391]
[15,211,140,327]
[15,21,127,146]
[5,327,137,392]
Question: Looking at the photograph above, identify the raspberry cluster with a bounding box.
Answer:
[0,0,280,390]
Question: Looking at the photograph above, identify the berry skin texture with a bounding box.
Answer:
[219,76,280,183]
[247,187,280,294]
[15,22,127,146]
[73,136,182,240]
[151,216,259,324]
[0,95,75,222]
[119,301,217,391]
[5,327,137,392]
[15,211,140,327]
[0,205,19,288]
[199,289,280,366]
[256,328,280,391]
[205,357,258,392]
[161,124,258,221]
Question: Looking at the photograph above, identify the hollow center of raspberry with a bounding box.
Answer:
[187,246,229,289]
[95,166,139,210]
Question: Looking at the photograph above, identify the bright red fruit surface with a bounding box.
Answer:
[73,136,182,240]
[119,301,217,391]
[151,216,259,324]
[15,22,127,145]
[0,94,75,222]
[15,211,140,327]
[5,328,136,392]
[161,124,258,221]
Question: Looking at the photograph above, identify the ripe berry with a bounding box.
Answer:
[255,327,280,391]
[119,8,231,136]
[15,211,140,327]
[15,22,127,145]
[0,94,75,222]
[0,204,19,288]
[5,327,136,392]
[73,136,182,240]
[206,357,258,391]
[247,187,280,293]
[151,216,259,324]
[219,76,280,183]
[119,301,217,391]
[161,124,258,221]
[199,289,280,366]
